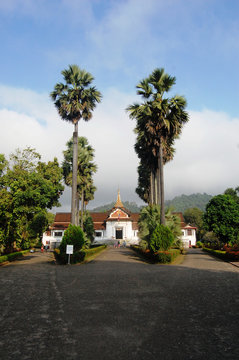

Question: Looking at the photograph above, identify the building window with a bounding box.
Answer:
[187,229,192,236]
[95,231,102,237]
[54,231,63,237]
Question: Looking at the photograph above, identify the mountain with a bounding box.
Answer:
[91,193,213,213]
[91,201,143,213]
[165,193,213,212]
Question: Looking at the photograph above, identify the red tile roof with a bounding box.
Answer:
[51,211,188,232]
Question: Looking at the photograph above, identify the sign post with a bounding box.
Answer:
[66,245,73,265]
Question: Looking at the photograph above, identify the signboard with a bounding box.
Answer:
[66,245,73,254]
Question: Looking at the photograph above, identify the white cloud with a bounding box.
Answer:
[0,84,72,162]
[165,109,239,198]
[1,84,239,209]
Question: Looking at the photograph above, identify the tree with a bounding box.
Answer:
[50,65,102,225]
[29,211,49,244]
[127,68,188,224]
[62,136,97,227]
[149,224,174,252]
[0,148,64,253]
[224,187,239,203]
[138,205,182,249]
[204,194,239,245]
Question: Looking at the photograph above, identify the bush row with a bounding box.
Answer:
[203,247,239,262]
[54,245,106,264]
[0,250,30,264]
[131,245,180,264]
[203,247,226,260]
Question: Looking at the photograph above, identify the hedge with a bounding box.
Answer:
[203,247,228,261]
[203,247,239,262]
[0,250,30,264]
[54,245,107,264]
[131,245,180,264]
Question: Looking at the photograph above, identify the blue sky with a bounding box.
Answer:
[0,0,239,209]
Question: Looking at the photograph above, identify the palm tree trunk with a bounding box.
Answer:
[155,170,159,205]
[80,187,84,229]
[71,121,78,225]
[76,191,80,226]
[158,138,165,225]
[156,167,160,206]
[150,171,154,205]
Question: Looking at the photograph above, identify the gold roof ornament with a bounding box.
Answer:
[114,190,124,208]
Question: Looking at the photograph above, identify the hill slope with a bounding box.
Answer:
[165,193,212,212]
[91,193,212,213]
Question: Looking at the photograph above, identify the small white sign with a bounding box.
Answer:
[66,245,73,254]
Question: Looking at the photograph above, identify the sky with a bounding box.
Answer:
[0,0,239,210]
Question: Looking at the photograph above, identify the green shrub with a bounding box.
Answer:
[203,247,227,260]
[154,249,181,263]
[83,245,106,259]
[0,250,30,264]
[59,224,85,254]
[0,255,8,264]
[149,224,174,252]
[54,244,106,265]
[131,245,180,264]
[196,241,203,248]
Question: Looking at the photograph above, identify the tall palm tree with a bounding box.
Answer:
[50,65,101,225]
[62,136,97,227]
[127,68,188,225]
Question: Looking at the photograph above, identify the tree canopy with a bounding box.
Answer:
[204,194,239,244]
[62,136,97,228]
[127,68,189,225]
[50,64,102,225]
[0,147,64,253]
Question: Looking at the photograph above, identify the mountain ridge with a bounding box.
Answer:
[90,193,213,213]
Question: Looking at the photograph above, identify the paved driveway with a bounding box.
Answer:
[1,248,239,360]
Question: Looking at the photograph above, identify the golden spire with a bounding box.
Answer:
[114,189,124,208]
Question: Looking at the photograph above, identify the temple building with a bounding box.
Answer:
[42,191,196,248]
[91,191,139,244]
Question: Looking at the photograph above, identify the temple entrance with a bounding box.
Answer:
[116,229,123,239]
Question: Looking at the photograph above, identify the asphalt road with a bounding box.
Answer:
[1,247,239,360]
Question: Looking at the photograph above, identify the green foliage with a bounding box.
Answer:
[138,205,181,249]
[82,212,95,243]
[59,224,85,254]
[203,231,221,249]
[83,245,107,260]
[196,241,203,248]
[29,211,48,241]
[224,187,239,203]
[62,136,97,201]
[149,224,174,252]
[131,245,180,263]
[54,244,106,264]
[204,194,239,244]
[203,248,227,260]
[46,212,55,226]
[138,205,161,244]
[0,250,29,263]
[153,250,180,264]
[127,68,189,210]
[166,193,212,212]
[50,65,102,124]
[165,208,182,247]
[0,147,64,253]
